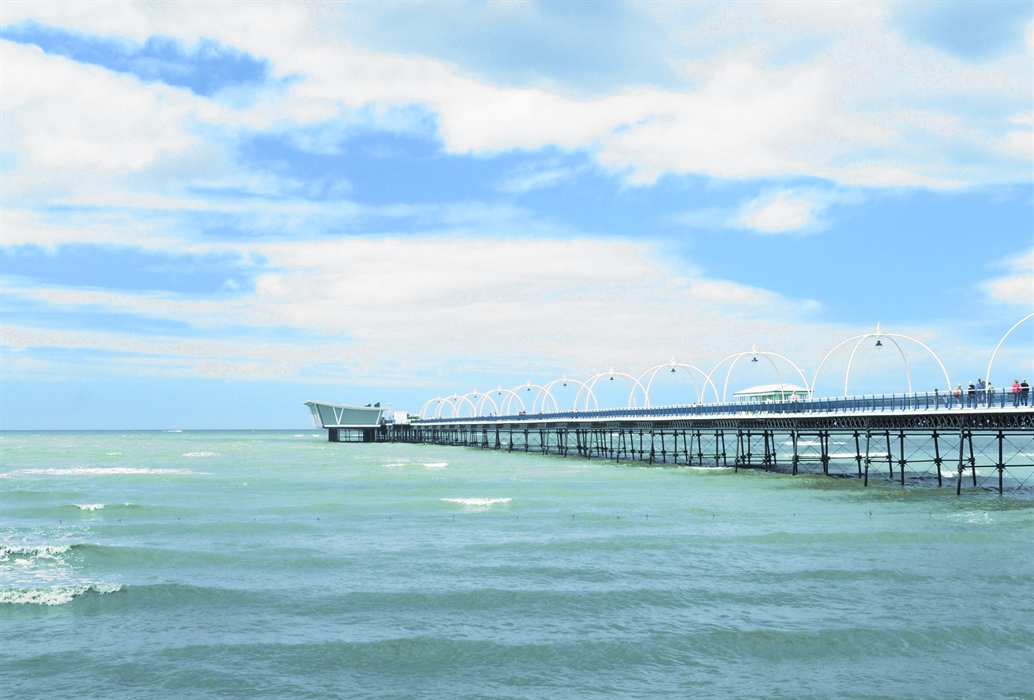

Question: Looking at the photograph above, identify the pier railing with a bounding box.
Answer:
[419,389,1030,424]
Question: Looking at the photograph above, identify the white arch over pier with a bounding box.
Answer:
[638,359,720,407]
[811,324,951,397]
[582,368,648,409]
[986,313,1034,390]
[707,344,810,404]
[541,376,597,412]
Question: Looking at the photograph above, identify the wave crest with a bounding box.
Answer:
[1,467,196,478]
[440,498,512,508]
[0,543,74,559]
[0,584,123,606]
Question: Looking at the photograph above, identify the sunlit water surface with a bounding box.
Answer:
[2,430,1031,699]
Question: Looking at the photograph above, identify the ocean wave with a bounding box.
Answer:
[0,543,74,559]
[440,497,511,508]
[73,504,104,511]
[0,467,197,478]
[106,452,121,455]
[424,462,448,469]
[0,583,122,606]
[182,452,219,457]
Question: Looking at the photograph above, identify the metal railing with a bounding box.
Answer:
[418,389,1031,423]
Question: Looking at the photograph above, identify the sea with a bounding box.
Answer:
[2,430,1032,699]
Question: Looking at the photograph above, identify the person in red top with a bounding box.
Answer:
[1012,380,1022,407]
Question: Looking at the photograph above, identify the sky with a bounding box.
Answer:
[1,0,1033,429]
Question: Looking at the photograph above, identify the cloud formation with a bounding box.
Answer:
[986,249,1034,306]
[1,1,1030,414]
[3,2,1032,189]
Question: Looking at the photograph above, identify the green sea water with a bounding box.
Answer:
[2,430,1032,699]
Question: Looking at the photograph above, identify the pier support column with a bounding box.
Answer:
[933,430,943,487]
[956,429,965,495]
[853,431,862,478]
[968,431,977,486]
[898,430,906,485]
[864,430,871,486]
[997,430,1005,495]
[792,430,799,476]
[885,430,893,480]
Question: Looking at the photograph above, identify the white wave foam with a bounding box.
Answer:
[106,452,121,456]
[0,544,72,559]
[165,430,183,433]
[0,468,196,478]
[182,452,219,457]
[74,504,104,511]
[0,584,122,606]
[948,511,994,524]
[440,497,511,507]
[424,462,448,469]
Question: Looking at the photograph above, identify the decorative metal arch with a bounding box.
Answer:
[510,381,556,414]
[435,393,478,418]
[638,358,720,407]
[811,323,951,397]
[419,396,443,420]
[707,343,810,404]
[541,376,597,412]
[469,390,500,417]
[986,314,1034,390]
[480,386,526,416]
[582,368,649,409]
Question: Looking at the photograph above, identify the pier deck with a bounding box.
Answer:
[328,397,1034,496]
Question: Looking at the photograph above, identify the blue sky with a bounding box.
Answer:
[1,1,1032,428]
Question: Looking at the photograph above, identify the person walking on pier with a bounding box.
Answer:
[976,379,986,406]
[967,381,976,408]
[1022,379,1030,406]
[987,382,996,408]
[953,384,963,408]
[1012,380,1021,407]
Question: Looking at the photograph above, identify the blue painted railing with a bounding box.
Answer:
[419,389,1030,424]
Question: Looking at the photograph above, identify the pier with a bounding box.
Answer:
[355,397,1034,496]
[314,319,1034,495]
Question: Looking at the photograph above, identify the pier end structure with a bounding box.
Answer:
[304,401,385,442]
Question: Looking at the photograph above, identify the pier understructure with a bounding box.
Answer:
[339,402,1034,496]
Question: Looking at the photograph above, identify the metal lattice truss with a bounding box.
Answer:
[385,416,1034,496]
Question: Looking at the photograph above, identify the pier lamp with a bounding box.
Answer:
[671,367,677,373]
[751,356,759,364]
[875,339,884,349]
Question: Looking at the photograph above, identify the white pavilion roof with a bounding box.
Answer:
[733,383,810,397]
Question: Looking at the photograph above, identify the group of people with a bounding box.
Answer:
[943,379,1029,408]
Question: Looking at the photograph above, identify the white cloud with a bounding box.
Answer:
[985,249,1034,306]
[496,160,583,193]
[1,235,821,378]
[0,42,203,171]
[739,191,816,233]
[3,1,1033,189]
